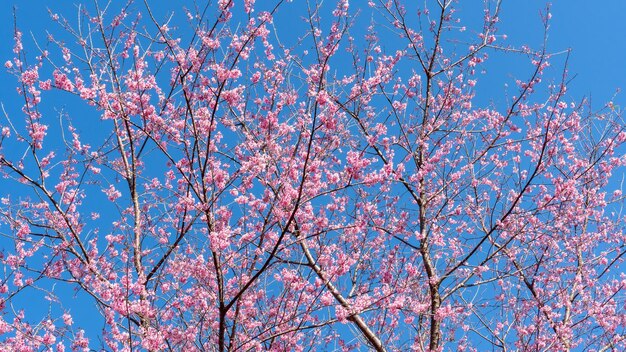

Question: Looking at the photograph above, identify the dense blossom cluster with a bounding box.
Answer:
[0,0,625,351]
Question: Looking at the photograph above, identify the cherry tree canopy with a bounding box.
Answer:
[1,0,625,351]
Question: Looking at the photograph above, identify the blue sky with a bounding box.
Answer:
[0,0,625,348]
[500,1,626,104]
[2,1,625,110]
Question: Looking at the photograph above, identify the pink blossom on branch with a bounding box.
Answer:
[0,1,625,351]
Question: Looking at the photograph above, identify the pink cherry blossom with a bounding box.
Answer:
[0,1,624,351]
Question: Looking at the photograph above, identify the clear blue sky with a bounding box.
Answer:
[2,1,625,108]
[500,1,626,104]
[0,0,625,348]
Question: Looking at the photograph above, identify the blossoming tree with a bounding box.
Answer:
[1,0,625,350]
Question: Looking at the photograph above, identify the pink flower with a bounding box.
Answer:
[53,70,74,91]
[42,331,56,345]
[103,185,122,201]
[39,79,52,90]
[28,122,48,149]
[62,313,73,326]
[21,68,39,86]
